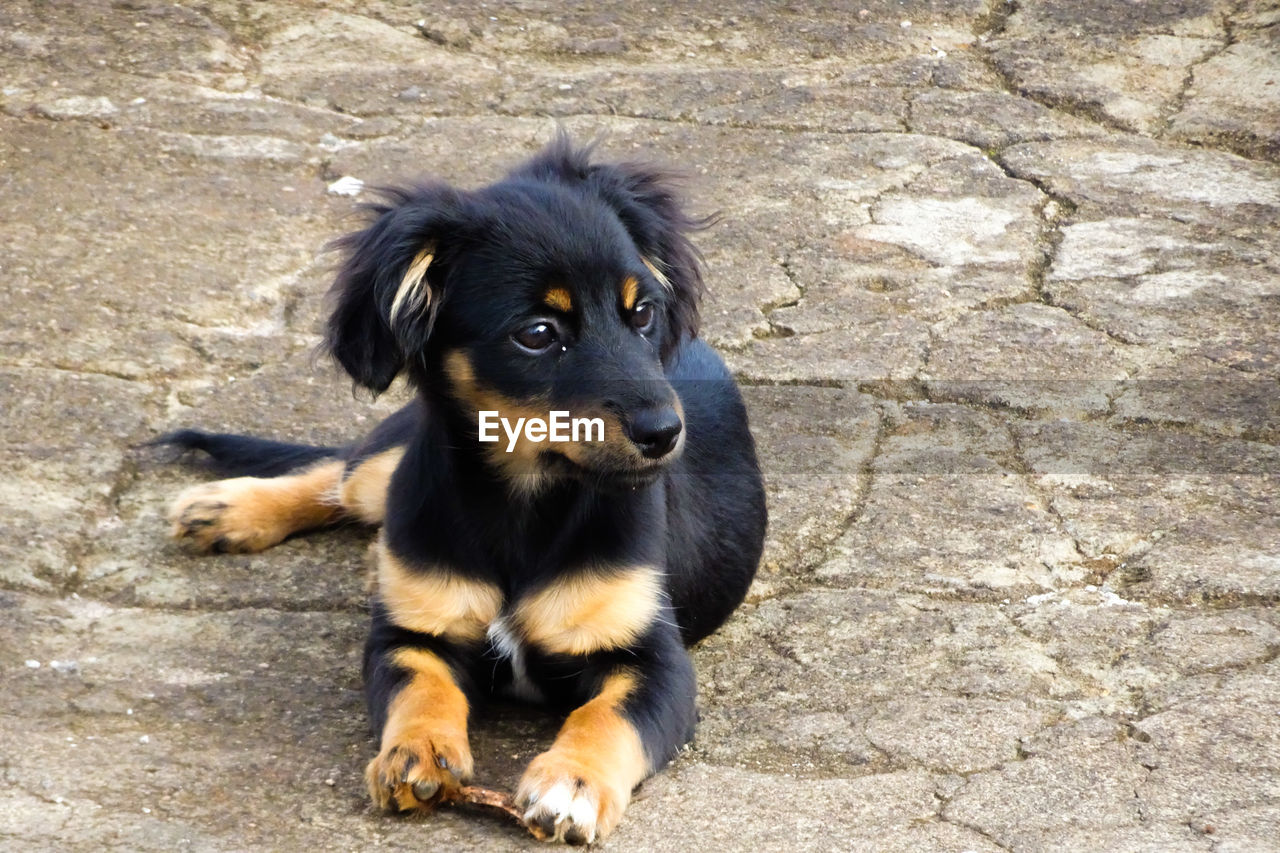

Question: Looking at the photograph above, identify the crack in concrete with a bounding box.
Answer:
[973,0,1017,39]
[970,1,1139,137]
[2,361,154,385]
[810,573,1061,610]
[0,787,76,838]
[1161,1,1280,164]
[937,808,1016,852]
[753,252,805,341]
[824,405,889,552]
[1200,351,1272,377]
[1003,418,1092,566]
[60,597,367,617]
[984,150,1153,355]
[732,371,846,388]
[1106,405,1280,446]
[1160,4,1238,137]
[493,103,918,136]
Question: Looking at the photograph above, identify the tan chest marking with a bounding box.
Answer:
[514,566,663,657]
[376,539,502,643]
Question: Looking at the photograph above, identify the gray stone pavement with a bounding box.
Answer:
[1,1,1278,850]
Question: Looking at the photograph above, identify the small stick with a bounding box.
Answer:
[442,784,524,825]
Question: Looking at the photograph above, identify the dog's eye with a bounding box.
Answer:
[630,301,655,334]
[513,322,559,353]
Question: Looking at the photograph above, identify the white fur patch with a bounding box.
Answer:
[642,256,673,292]
[523,779,599,844]
[389,248,435,326]
[486,616,543,702]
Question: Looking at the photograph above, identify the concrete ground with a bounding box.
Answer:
[2,1,1278,850]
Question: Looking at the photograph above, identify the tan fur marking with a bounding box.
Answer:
[446,349,668,491]
[444,347,476,386]
[338,447,405,525]
[641,257,673,292]
[377,538,502,642]
[389,247,435,325]
[444,349,552,494]
[515,566,663,656]
[443,349,682,496]
[383,649,470,751]
[366,647,473,811]
[543,287,573,313]
[536,405,634,468]
[620,275,639,311]
[516,671,647,842]
[168,460,344,553]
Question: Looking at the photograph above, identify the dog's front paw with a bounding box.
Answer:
[168,479,292,553]
[516,752,630,845]
[366,734,473,813]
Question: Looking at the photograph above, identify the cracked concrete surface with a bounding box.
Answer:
[1,1,1278,850]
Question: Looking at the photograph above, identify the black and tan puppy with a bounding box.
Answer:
[161,136,767,844]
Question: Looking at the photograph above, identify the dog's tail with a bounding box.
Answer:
[151,429,345,478]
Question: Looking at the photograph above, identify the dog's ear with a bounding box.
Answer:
[516,136,713,358]
[325,184,463,394]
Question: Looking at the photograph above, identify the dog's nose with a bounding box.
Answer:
[625,408,683,459]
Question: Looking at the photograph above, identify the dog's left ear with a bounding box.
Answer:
[325,184,464,394]
[586,161,711,358]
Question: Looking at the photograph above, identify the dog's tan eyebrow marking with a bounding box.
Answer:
[641,257,673,292]
[620,276,639,311]
[389,247,435,325]
[543,287,573,313]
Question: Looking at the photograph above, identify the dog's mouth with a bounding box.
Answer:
[544,452,668,491]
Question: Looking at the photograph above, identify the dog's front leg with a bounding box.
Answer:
[517,626,697,844]
[362,541,502,812]
[363,641,476,811]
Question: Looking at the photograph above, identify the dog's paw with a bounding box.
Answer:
[516,753,630,845]
[366,735,473,813]
[167,479,293,553]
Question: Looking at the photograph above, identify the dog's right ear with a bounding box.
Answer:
[325,184,464,394]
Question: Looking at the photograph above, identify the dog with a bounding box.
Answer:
[160,135,767,844]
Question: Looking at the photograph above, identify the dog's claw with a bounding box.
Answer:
[366,740,472,813]
[167,480,298,554]
[517,757,623,845]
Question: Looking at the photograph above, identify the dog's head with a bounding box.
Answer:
[325,136,709,492]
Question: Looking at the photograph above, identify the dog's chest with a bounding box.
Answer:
[480,566,664,701]
[485,614,544,702]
